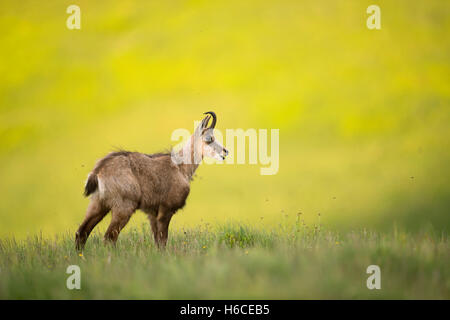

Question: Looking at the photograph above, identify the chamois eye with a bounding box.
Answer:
[204,135,213,143]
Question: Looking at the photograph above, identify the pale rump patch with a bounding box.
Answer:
[97,177,105,198]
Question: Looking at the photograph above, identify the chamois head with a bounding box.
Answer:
[172,111,228,165]
[194,111,228,162]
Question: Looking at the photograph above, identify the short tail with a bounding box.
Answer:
[84,173,98,197]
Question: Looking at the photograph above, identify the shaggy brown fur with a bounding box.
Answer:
[75,112,228,250]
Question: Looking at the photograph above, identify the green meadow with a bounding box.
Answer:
[0,224,448,299]
[0,1,449,299]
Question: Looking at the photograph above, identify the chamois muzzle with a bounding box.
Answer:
[221,148,229,160]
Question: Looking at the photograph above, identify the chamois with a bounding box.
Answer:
[75,112,228,250]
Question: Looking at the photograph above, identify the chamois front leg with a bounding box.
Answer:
[155,206,173,248]
[147,213,158,244]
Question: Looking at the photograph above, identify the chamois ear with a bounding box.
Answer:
[195,111,217,135]
[202,115,211,128]
[194,115,210,136]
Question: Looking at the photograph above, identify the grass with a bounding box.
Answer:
[0,221,448,299]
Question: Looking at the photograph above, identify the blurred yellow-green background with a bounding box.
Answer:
[0,0,449,238]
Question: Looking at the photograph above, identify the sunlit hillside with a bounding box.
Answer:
[0,0,449,238]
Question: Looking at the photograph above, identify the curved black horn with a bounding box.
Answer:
[203,111,217,128]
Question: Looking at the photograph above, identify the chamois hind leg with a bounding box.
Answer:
[76,197,109,251]
[155,206,174,248]
[104,201,136,244]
